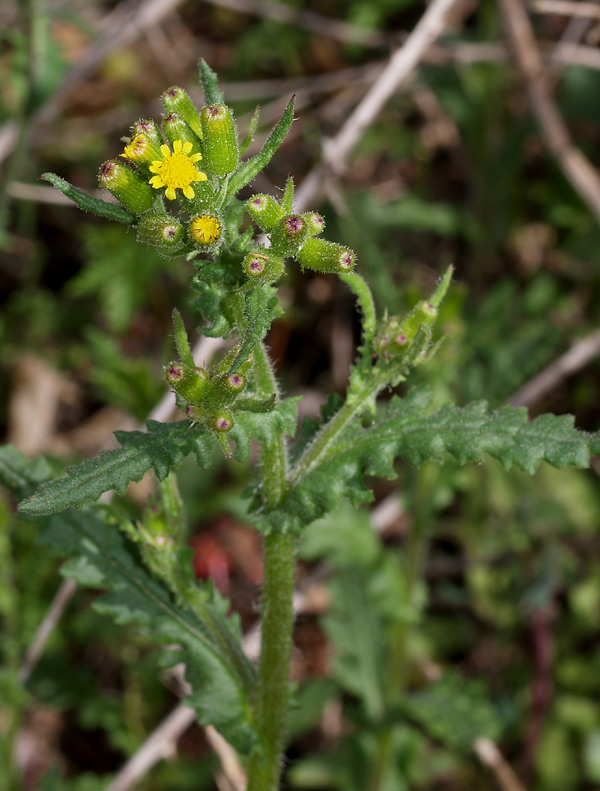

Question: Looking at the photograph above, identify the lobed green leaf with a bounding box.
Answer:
[258,386,599,533]
[0,445,258,752]
[18,421,211,516]
[41,173,136,224]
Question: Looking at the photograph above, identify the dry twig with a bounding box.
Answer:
[201,0,392,48]
[499,0,600,224]
[474,738,528,791]
[529,0,600,20]
[295,0,468,211]
[509,329,600,408]
[104,703,197,791]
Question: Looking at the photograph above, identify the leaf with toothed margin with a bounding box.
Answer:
[0,445,257,753]
[253,386,600,534]
[230,397,300,462]
[18,421,212,516]
[17,398,299,516]
[41,173,135,224]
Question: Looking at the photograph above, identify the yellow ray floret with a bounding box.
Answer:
[149,140,207,200]
[191,214,222,245]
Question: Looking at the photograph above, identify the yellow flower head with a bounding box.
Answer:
[191,214,222,245]
[148,140,207,201]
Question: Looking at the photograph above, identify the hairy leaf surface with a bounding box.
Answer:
[258,387,599,533]
[42,173,136,224]
[19,421,210,516]
[0,446,258,752]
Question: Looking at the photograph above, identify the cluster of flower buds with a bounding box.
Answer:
[163,309,276,437]
[97,85,243,258]
[245,191,356,282]
[165,357,250,434]
[373,267,453,365]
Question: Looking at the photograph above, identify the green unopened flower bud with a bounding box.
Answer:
[242,249,285,282]
[200,104,240,176]
[212,408,234,433]
[162,86,203,138]
[121,132,163,169]
[165,362,209,403]
[246,194,285,232]
[303,212,325,235]
[296,237,356,274]
[98,160,154,214]
[190,214,222,248]
[205,372,246,408]
[136,214,185,250]
[162,112,201,150]
[270,214,310,257]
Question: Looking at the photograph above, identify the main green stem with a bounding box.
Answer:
[246,343,295,791]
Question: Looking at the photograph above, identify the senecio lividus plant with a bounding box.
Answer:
[4,61,600,790]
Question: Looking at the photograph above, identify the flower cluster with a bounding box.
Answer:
[91,66,358,438]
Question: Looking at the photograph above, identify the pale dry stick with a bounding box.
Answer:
[16,334,226,686]
[474,738,528,791]
[509,328,600,408]
[548,0,597,71]
[0,0,186,165]
[202,0,392,48]
[105,703,197,791]
[294,0,466,211]
[530,0,600,18]
[499,0,600,225]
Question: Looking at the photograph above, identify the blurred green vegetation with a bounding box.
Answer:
[1,0,600,789]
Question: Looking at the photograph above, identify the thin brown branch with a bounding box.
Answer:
[509,329,600,407]
[295,0,470,211]
[499,0,600,225]
[529,0,600,19]
[0,0,187,165]
[201,0,392,48]
[104,703,197,791]
[474,738,528,791]
[17,577,77,684]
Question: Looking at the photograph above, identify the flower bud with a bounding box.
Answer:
[246,194,285,232]
[136,214,185,250]
[296,237,356,274]
[162,112,201,150]
[120,132,163,169]
[205,372,246,408]
[200,104,240,176]
[98,160,155,214]
[190,214,222,248]
[242,249,285,282]
[162,86,203,138]
[303,212,325,235]
[212,409,234,433]
[165,362,209,403]
[270,214,310,257]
